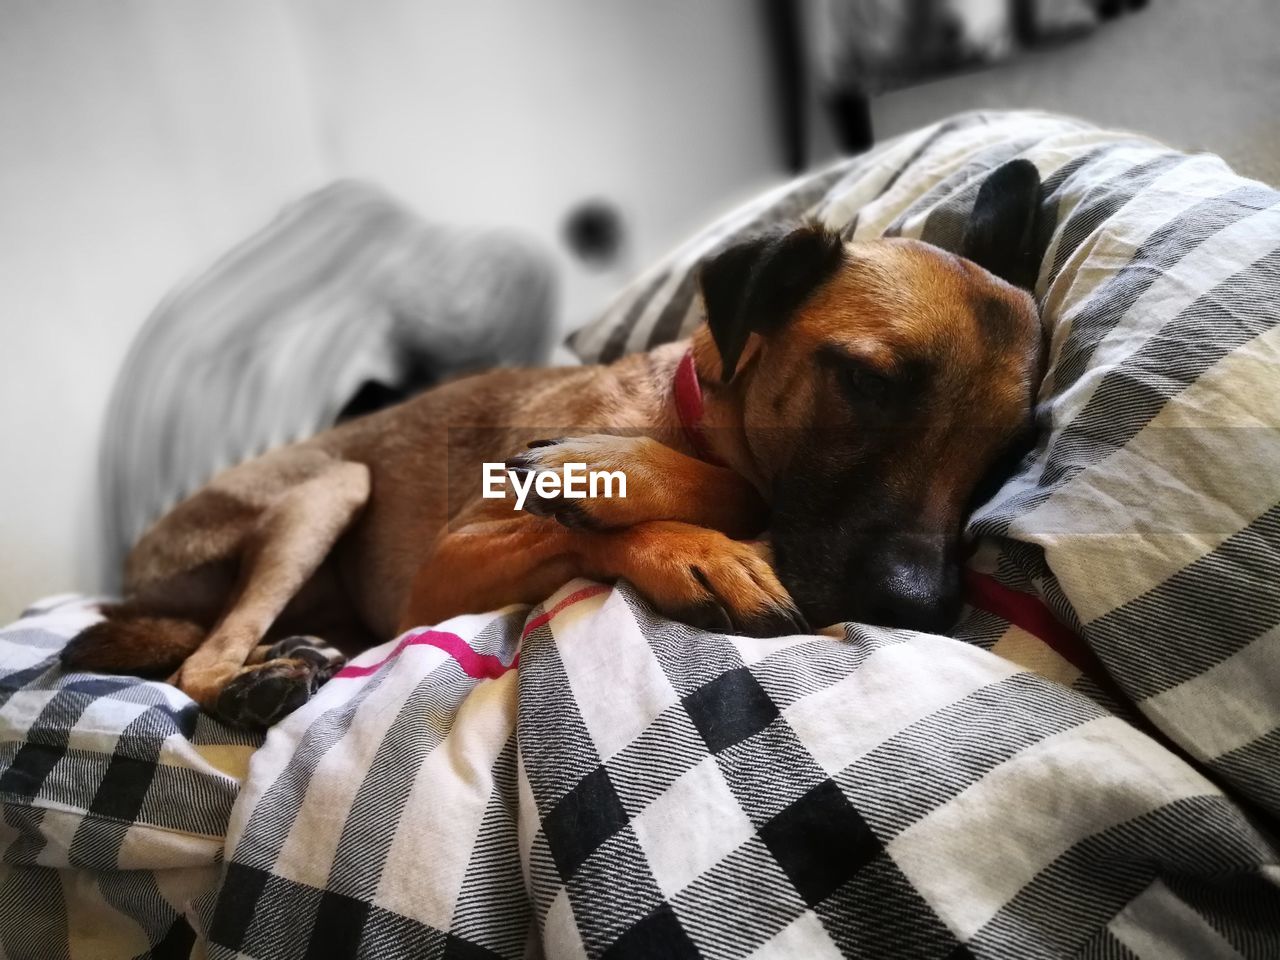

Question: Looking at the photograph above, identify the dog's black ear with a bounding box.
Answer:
[699,223,844,383]
[962,159,1043,291]
[696,225,844,384]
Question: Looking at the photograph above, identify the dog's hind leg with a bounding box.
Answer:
[167,460,370,711]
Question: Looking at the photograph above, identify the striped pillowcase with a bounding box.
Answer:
[572,109,1280,820]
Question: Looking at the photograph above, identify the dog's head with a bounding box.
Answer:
[697,160,1044,632]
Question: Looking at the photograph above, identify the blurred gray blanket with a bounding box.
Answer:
[99,181,555,586]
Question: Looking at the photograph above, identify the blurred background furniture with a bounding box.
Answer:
[770,0,1149,168]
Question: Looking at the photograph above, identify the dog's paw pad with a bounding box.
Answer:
[215,658,313,729]
[526,497,595,528]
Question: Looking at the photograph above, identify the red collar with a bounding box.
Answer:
[674,349,724,466]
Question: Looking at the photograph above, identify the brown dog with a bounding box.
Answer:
[63,161,1045,727]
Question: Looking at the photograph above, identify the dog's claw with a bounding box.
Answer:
[503,455,598,529]
[785,603,811,635]
[738,603,806,639]
[682,599,735,634]
[503,457,532,475]
[267,635,346,685]
[682,563,805,638]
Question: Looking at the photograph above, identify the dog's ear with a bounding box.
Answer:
[699,223,844,382]
[962,159,1043,291]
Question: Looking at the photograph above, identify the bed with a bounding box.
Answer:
[3,110,1279,959]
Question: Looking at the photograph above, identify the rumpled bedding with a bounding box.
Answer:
[3,586,1277,959]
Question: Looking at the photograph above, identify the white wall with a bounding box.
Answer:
[284,0,783,326]
[0,0,782,619]
[0,1,331,619]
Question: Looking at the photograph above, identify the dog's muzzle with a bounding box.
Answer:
[856,532,962,634]
[774,525,963,634]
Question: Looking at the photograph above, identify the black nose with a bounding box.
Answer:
[862,546,961,633]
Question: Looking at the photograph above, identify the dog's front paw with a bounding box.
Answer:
[621,525,809,638]
[679,543,809,638]
[505,435,645,529]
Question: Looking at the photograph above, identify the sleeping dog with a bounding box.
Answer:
[63,160,1045,727]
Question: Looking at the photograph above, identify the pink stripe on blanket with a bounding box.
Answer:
[964,570,1119,694]
[335,583,611,680]
[336,629,514,680]
[519,584,610,642]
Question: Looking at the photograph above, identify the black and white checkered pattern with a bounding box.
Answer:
[4,582,1279,958]
[0,596,263,959]
[177,580,1280,958]
[518,584,1279,959]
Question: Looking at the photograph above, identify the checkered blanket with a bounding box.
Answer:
[6,110,1280,958]
[0,597,261,959]
[4,585,1279,959]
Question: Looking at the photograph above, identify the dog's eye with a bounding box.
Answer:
[839,363,891,406]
